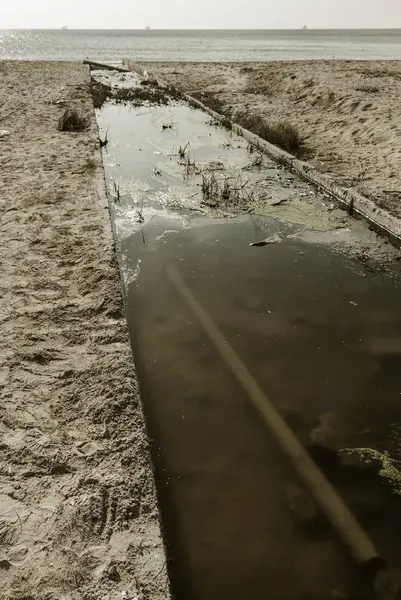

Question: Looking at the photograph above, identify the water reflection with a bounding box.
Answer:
[98,101,401,600]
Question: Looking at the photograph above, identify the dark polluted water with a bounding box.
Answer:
[97,100,401,600]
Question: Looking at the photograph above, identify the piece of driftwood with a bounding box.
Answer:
[83,60,129,73]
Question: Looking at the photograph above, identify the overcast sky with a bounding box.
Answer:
[2,0,401,29]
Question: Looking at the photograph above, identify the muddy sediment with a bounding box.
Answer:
[0,62,169,600]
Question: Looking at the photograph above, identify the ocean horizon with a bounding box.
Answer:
[1,28,401,62]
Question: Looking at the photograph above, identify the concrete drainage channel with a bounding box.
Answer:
[91,63,401,600]
[121,58,401,245]
[183,97,401,246]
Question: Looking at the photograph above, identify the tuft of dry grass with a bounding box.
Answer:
[90,79,183,109]
[58,108,90,132]
[184,157,199,176]
[201,172,221,205]
[140,78,159,88]
[112,84,182,106]
[220,117,232,130]
[191,91,226,114]
[235,114,305,157]
[112,180,121,204]
[178,142,190,161]
[201,172,254,210]
[99,128,109,148]
[91,80,110,109]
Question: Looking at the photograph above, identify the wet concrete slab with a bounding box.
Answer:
[97,99,401,600]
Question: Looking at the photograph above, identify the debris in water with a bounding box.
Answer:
[134,210,145,223]
[244,152,263,170]
[99,128,109,148]
[112,180,121,204]
[178,142,190,161]
[155,229,179,242]
[205,160,225,172]
[250,233,282,246]
[0,130,10,138]
[271,197,289,206]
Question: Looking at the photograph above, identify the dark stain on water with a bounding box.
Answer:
[97,101,401,600]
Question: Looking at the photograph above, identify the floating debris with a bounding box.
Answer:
[251,241,269,247]
[271,197,289,206]
[250,233,282,246]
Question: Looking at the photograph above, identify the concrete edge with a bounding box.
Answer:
[86,64,173,597]
[84,59,129,72]
[180,93,401,246]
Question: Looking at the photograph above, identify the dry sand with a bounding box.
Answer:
[146,60,401,218]
[0,61,169,600]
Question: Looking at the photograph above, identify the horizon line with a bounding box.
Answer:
[1,26,401,31]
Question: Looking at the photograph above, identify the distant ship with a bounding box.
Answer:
[302,25,308,30]
[145,25,151,30]
[61,26,68,30]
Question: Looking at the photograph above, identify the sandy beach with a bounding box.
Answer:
[2,55,401,600]
[146,60,401,217]
[0,61,169,600]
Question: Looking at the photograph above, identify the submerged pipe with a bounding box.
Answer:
[166,264,383,573]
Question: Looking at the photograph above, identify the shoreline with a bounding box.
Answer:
[0,61,170,600]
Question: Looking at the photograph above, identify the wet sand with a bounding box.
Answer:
[0,61,169,600]
[145,60,401,218]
